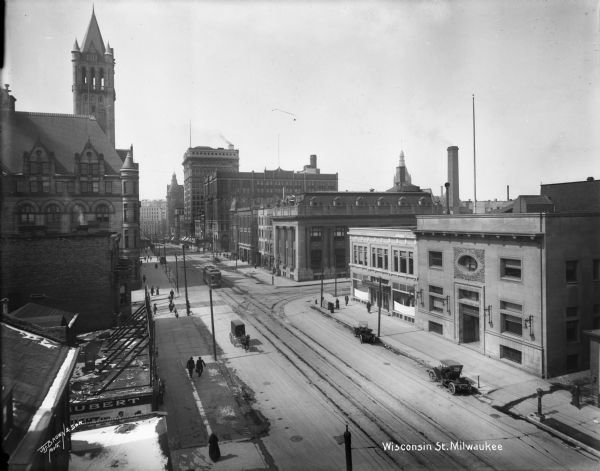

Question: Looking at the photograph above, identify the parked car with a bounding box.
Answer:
[426,359,472,395]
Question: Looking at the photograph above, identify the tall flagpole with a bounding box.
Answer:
[472,94,477,214]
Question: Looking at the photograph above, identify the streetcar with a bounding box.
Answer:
[203,265,222,288]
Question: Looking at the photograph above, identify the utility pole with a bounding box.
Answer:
[377,277,382,338]
[174,254,179,294]
[209,278,217,361]
[182,244,190,315]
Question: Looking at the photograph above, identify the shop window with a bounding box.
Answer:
[429,251,443,268]
[46,205,61,228]
[500,345,522,364]
[500,258,521,280]
[565,260,578,283]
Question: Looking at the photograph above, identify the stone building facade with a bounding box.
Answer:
[271,190,441,281]
[166,173,184,238]
[414,212,600,377]
[182,145,239,238]
[140,199,167,240]
[348,227,418,323]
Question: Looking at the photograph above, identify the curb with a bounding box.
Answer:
[525,413,600,458]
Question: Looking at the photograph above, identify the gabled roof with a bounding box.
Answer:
[1,111,123,175]
[81,9,106,55]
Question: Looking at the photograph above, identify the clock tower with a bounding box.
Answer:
[72,9,116,147]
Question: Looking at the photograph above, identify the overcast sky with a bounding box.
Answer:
[4,0,600,201]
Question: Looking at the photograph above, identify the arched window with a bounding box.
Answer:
[96,204,110,228]
[91,68,96,88]
[81,67,87,85]
[46,204,61,229]
[20,205,36,225]
[72,204,85,225]
[377,197,388,207]
[99,69,105,89]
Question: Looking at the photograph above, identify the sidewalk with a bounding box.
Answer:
[137,259,271,471]
[141,255,600,461]
[302,290,600,457]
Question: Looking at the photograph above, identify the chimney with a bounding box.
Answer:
[310,154,317,168]
[447,146,460,212]
[228,144,234,150]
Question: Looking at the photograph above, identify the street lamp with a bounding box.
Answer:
[182,243,190,316]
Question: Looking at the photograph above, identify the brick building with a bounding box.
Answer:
[205,155,338,252]
[1,232,124,332]
[0,10,141,289]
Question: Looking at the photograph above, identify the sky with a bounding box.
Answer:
[4,0,600,201]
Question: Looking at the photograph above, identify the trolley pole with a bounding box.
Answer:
[377,277,382,338]
[182,244,190,316]
[320,274,324,307]
[174,254,179,294]
[209,280,217,361]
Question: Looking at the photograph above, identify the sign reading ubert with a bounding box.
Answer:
[70,394,153,425]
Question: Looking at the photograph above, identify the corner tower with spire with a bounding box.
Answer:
[72,8,116,146]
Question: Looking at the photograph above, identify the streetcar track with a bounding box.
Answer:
[218,287,487,470]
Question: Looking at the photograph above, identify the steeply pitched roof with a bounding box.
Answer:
[1,111,123,175]
[81,9,106,55]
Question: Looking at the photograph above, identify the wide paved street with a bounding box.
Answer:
[141,250,599,470]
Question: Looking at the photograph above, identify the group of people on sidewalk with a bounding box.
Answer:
[186,356,206,378]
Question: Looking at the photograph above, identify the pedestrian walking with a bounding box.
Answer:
[156,287,160,295]
[170,289,174,299]
[153,303,157,316]
[335,298,340,310]
[186,357,195,378]
[366,301,371,313]
[196,356,206,377]
[174,307,178,319]
[151,286,155,296]
[345,295,349,306]
[169,301,174,313]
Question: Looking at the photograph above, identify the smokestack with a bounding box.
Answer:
[447,146,460,212]
[507,185,510,201]
[310,154,317,168]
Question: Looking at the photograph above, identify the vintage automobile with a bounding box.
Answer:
[229,320,250,351]
[427,359,473,395]
[353,321,377,344]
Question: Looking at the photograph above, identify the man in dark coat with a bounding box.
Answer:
[196,357,206,376]
[186,357,195,378]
